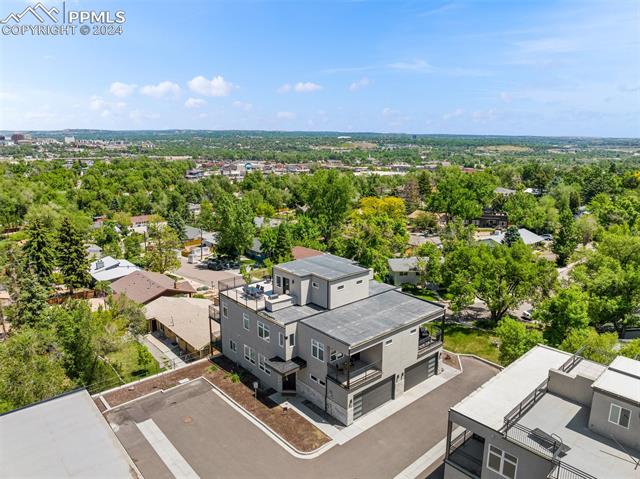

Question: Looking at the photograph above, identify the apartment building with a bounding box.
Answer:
[219,253,445,425]
[444,345,640,479]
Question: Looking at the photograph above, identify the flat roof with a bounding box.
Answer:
[451,345,571,430]
[591,356,640,404]
[302,288,443,347]
[276,253,368,281]
[0,390,137,478]
[517,393,640,479]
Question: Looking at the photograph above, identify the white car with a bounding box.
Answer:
[522,309,533,321]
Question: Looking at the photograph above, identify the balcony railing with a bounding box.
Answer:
[446,430,483,478]
[418,333,442,357]
[327,359,382,390]
[548,463,598,479]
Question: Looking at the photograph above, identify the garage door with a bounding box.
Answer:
[404,354,438,391]
[353,376,394,420]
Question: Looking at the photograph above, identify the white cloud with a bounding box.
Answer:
[188,75,235,97]
[109,82,137,98]
[184,97,207,109]
[294,81,322,92]
[349,77,371,92]
[500,91,512,103]
[443,108,465,120]
[129,110,160,121]
[387,59,431,71]
[233,101,253,111]
[277,111,296,120]
[89,96,126,115]
[140,81,181,98]
[277,83,292,94]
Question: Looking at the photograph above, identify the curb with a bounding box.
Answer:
[101,377,204,413]
[200,376,335,459]
[456,353,504,369]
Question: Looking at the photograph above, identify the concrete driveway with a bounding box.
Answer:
[175,256,240,289]
[106,357,497,479]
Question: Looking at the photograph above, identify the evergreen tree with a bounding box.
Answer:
[167,211,187,242]
[503,225,521,247]
[57,218,91,292]
[13,272,49,328]
[273,223,293,263]
[23,217,56,283]
[552,208,579,266]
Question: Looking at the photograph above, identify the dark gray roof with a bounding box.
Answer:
[266,303,325,325]
[276,253,368,280]
[266,356,306,375]
[302,289,443,347]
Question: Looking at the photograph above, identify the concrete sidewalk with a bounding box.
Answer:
[141,333,185,369]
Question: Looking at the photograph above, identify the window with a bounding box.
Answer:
[258,354,271,376]
[410,328,417,335]
[243,345,256,364]
[312,281,319,288]
[399,272,408,277]
[310,374,326,386]
[356,279,363,284]
[222,305,228,318]
[337,285,344,291]
[487,445,517,479]
[289,333,295,347]
[330,350,344,362]
[229,340,237,352]
[609,403,631,428]
[276,275,281,287]
[243,313,250,331]
[385,339,393,346]
[279,332,285,347]
[311,339,325,362]
[257,321,270,342]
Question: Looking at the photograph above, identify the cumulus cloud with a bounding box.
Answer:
[140,81,181,98]
[109,82,137,98]
[184,97,207,109]
[89,96,126,117]
[188,75,235,97]
[279,82,322,93]
[349,77,371,91]
[277,111,296,119]
[233,101,253,111]
[443,108,465,120]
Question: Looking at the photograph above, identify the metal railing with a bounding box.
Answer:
[327,359,382,390]
[446,430,483,478]
[501,379,548,432]
[547,463,598,479]
[418,333,442,356]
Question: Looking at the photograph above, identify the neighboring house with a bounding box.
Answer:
[388,257,422,286]
[219,253,445,425]
[444,345,640,479]
[111,270,196,305]
[0,390,139,478]
[479,228,545,247]
[469,209,509,229]
[89,256,141,283]
[145,297,219,357]
[495,187,517,197]
[408,233,442,249]
[246,237,265,262]
[184,225,217,246]
[291,246,323,260]
[86,243,103,260]
[254,216,283,229]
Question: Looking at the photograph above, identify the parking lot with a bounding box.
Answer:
[106,356,498,479]
[175,256,241,288]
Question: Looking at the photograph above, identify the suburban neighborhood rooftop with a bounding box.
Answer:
[302,286,442,347]
[591,355,640,404]
[276,253,369,280]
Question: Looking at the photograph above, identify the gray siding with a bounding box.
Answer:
[588,390,640,450]
[328,273,369,309]
[391,271,420,286]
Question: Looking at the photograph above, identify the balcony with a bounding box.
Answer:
[327,357,382,390]
[446,430,484,478]
[418,328,442,357]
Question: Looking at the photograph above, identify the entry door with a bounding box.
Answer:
[282,373,296,392]
[282,277,290,294]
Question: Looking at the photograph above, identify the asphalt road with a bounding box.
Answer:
[107,357,497,479]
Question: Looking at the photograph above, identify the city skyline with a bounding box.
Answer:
[1,0,639,137]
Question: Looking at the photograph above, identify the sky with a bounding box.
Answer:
[0,0,639,137]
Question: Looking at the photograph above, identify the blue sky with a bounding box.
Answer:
[0,0,639,136]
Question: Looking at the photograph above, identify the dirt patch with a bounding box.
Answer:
[101,360,211,407]
[442,351,461,370]
[202,356,330,453]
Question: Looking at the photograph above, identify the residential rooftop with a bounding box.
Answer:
[0,390,137,478]
[517,393,640,479]
[302,285,442,348]
[276,253,368,281]
[388,257,420,272]
[591,355,640,404]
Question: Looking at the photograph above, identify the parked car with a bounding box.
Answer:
[541,234,553,241]
[522,309,534,321]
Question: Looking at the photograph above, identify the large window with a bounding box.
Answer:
[311,339,324,362]
[258,354,271,376]
[487,445,517,479]
[257,321,270,342]
[609,403,631,428]
[243,345,256,364]
[243,313,250,331]
[229,339,237,352]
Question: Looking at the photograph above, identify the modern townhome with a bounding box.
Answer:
[219,253,445,425]
[444,345,640,479]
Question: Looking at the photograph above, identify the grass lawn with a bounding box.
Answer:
[435,324,502,365]
[106,341,161,383]
[402,284,440,302]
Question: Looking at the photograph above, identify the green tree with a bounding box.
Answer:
[559,328,618,364]
[575,214,599,246]
[145,224,181,273]
[618,339,640,360]
[273,223,293,263]
[215,193,255,258]
[258,227,278,261]
[23,217,56,282]
[552,208,579,266]
[415,242,443,286]
[12,272,50,328]
[197,201,216,231]
[496,317,543,365]
[0,328,72,413]
[167,211,187,242]
[57,218,91,292]
[306,170,355,246]
[503,225,521,247]
[123,232,144,265]
[534,285,590,346]
[430,167,497,222]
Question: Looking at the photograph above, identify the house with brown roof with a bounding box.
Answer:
[110,270,196,305]
[291,246,324,260]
